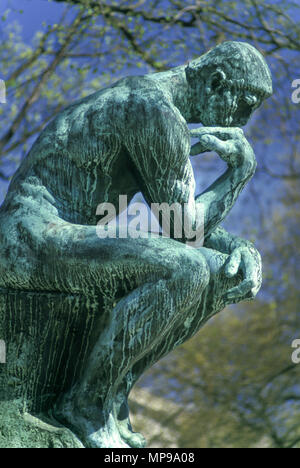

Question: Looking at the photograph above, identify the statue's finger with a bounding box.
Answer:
[199,134,235,157]
[190,141,209,156]
[190,127,243,141]
[225,279,255,300]
[225,249,242,278]
[239,251,259,283]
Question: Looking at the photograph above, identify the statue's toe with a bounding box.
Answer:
[119,427,147,448]
[128,432,147,448]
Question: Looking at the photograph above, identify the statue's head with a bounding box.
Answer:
[185,41,272,126]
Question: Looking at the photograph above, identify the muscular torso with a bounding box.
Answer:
[1,75,192,226]
[0,73,195,291]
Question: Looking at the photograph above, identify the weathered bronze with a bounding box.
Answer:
[0,41,272,448]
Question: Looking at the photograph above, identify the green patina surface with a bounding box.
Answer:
[0,41,272,448]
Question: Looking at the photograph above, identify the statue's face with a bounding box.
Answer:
[200,83,262,127]
[230,93,261,126]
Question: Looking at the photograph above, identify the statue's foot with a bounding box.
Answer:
[117,420,146,448]
[52,396,129,448]
[113,399,147,448]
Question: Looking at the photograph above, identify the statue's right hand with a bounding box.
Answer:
[190,127,256,171]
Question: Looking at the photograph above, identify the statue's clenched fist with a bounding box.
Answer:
[223,244,262,302]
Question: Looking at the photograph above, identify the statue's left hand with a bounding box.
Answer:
[223,245,262,302]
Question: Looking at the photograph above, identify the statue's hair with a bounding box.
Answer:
[186,41,273,100]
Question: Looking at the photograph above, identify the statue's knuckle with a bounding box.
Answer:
[235,140,245,153]
[251,289,258,299]
[235,128,244,138]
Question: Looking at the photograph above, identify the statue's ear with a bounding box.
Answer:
[207,68,227,93]
[185,64,227,92]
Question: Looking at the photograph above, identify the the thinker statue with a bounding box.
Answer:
[0,41,272,448]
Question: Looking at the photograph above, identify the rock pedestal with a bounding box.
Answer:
[0,288,103,448]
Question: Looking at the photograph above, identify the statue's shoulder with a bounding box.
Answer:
[111,74,161,91]
[111,75,171,106]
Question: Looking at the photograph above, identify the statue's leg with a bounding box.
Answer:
[47,232,210,448]
[113,247,245,446]
[0,202,243,448]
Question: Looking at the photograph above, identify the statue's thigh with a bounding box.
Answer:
[0,207,210,295]
[92,233,210,296]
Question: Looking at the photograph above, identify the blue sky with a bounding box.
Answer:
[0,0,298,232]
[0,0,64,41]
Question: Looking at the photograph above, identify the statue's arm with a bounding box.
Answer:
[125,102,199,241]
[191,128,257,252]
[193,127,257,241]
[191,127,262,301]
[204,225,254,254]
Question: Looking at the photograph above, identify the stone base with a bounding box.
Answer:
[0,400,84,448]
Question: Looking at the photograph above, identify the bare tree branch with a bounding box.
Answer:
[0,9,87,155]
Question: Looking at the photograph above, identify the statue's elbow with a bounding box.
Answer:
[242,156,257,179]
